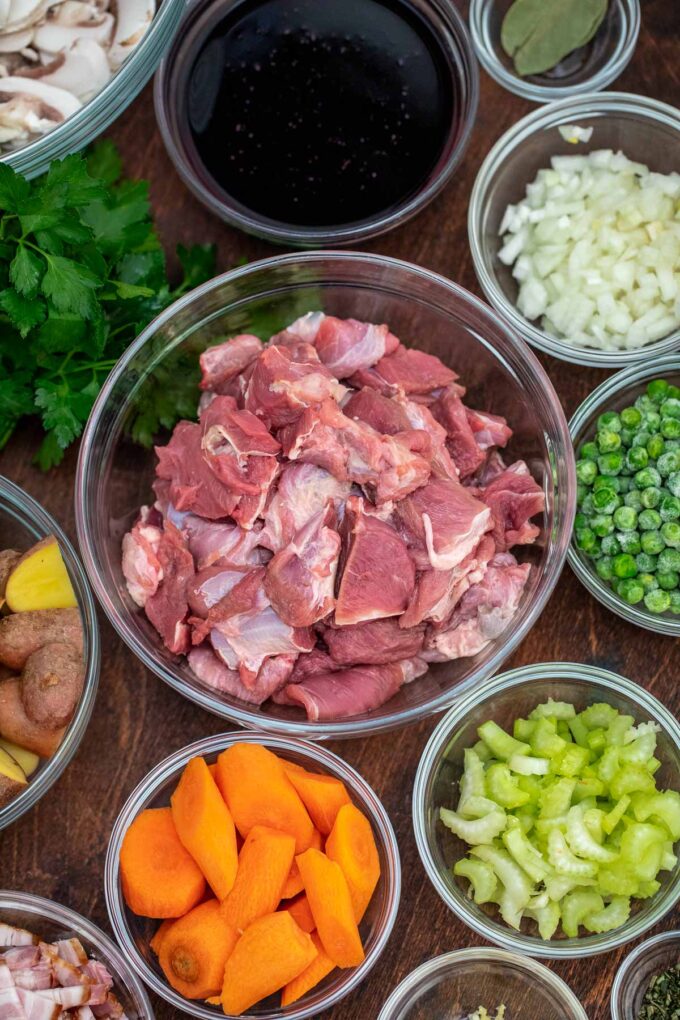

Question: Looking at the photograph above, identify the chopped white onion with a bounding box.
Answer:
[558,123,593,145]
[498,150,680,351]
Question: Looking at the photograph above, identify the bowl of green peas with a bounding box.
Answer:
[568,354,680,635]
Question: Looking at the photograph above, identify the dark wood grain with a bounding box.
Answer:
[1,1,679,1016]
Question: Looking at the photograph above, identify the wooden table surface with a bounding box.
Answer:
[1,2,679,1016]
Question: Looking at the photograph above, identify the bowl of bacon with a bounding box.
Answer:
[75,251,575,738]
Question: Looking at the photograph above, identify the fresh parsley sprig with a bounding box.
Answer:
[0,140,216,469]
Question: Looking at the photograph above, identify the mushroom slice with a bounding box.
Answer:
[0,75,80,141]
[20,37,109,99]
[108,0,153,68]
[2,0,48,34]
[0,27,34,51]
[0,0,13,31]
[49,0,101,26]
[33,10,114,52]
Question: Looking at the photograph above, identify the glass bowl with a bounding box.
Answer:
[0,476,100,830]
[611,929,680,1020]
[413,661,680,959]
[377,947,588,1019]
[568,353,680,636]
[469,0,640,104]
[105,731,401,1019]
[2,0,185,179]
[0,890,154,1018]
[468,92,680,368]
[75,250,575,739]
[154,0,478,246]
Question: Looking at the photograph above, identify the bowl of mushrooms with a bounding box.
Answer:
[0,0,184,175]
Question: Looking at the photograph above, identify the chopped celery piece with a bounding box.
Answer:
[477,720,530,761]
[583,896,630,934]
[619,730,658,764]
[545,874,596,901]
[619,823,667,880]
[556,720,572,741]
[587,728,607,753]
[534,816,569,841]
[460,795,500,819]
[530,717,567,758]
[606,714,635,747]
[439,806,506,845]
[631,790,680,839]
[548,829,598,878]
[453,858,498,904]
[561,889,604,937]
[485,763,530,809]
[470,845,534,928]
[565,806,618,863]
[513,718,536,742]
[472,739,493,763]
[580,703,618,729]
[515,806,537,834]
[636,879,661,898]
[539,778,577,819]
[529,899,561,940]
[660,846,677,872]
[572,777,606,803]
[610,764,656,799]
[603,795,631,834]
[648,757,662,776]
[597,747,621,783]
[502,818,552,883]
[509,754,550,776]
[583,808,605,843]
[458,749,486,814]
[529,699,576,721]
[598,864,640,898]
[516,774,543,803]
[553,744,591,777]
[568,716,590,748]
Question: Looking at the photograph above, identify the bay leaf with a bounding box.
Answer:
[501,0,609,77]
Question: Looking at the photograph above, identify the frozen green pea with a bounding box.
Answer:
[647,379,670,402]
[635,467,662,489]
[598,429,621,453]
[670,591,680,614]
[574,511,588,530]
[576,459,598,485]
[577,483,587,505]
[635,552,657,573]
[613,505,637,531]
[632,430,652,449]
[658,547,680,572]
[618,577,644,605]
[616,531,641,555]
[644,589,671,614]
[576,528,597,553]
[657,570,679,591]
[620,406,642,428]
[580,441,599,461]
[659,495,680,521]
[590,514,615,537]
[612,553,637,579]
[624,489,643,511]
[581,493,595,515]
[593,475,622,493]
[661,417,680,440]
[640,530,665,556]
[598,411,622,432]
[635,395,656,413]
[626,446,648,471]
[620,427,636,447]
[661,521,680,548]
[638,573,659,594]
[661,396,680,419]
[639,508,662,531]
[640,486,662,509]
[647,434,665,460]
[601,535,621,556]
[596,556,614,582]
[657,451,680,477]
[592,488,620,514]
[644,411,662,432]
[667,472,680,497]
[598,452,624,476]
[618,476,632,493]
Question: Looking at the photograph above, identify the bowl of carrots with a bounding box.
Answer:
[104,732,401,1018]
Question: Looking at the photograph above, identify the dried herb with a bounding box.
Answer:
[501,0,609,77]
[637,962,680,1020]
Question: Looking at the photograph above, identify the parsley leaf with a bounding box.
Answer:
[10,246,44,297]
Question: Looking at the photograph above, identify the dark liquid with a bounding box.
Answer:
[185,0,456,227]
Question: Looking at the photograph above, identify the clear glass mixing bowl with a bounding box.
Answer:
[75,251,575,738]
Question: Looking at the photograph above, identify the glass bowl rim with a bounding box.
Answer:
[412,660,680,959]
[376,945,589,1019]
[75,248,575,739]
[0,475,101,830]
[567,352,680,636]
[104,730,402,1019]
[468,0,641,104]
[0,889,155,1017]
[152,0,479,246]
[468,91,680,368]
[610,928,680,1020]
[2,0,186,179]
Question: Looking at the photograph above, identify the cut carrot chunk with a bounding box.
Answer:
[120,808,205,918]
[281,827,323,899]
[296,848,364,968]
[282,893,315,933]
[326,803,380,922]
[221,825,295,933]
[150,920,174,956]
[171,757,238,900]
[285,769,351,835]
[221,911,317,1015]
[281,932,335,1006]
[158,899,237,999]
[216,743,314,852]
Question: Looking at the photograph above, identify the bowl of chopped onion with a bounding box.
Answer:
[569,355,680,635]
[469,92,680,368]
[413,662,680,959]
[377,947,587,1020]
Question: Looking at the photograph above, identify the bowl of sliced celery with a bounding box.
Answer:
[413,662,680,958]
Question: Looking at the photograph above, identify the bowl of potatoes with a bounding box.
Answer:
[0,476,100,830]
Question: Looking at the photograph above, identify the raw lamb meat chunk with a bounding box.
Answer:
[199,334,262,393]
[188,645,295,704]
[245,341,346,426]
[155,421,240,520]
[400,535,495,628]
[431,386,486,478]
[482,462,545,551]
[325,616,425,665]
[121,507,163,607]
[261,463,350,552]
[143,523,194,655]
[348,344,457,395]
[313,316,398,377]
[396,477,492,571]
[264,507,341,627]
[283,658,428,720]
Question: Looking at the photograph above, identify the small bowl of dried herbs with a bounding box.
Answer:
[611,929,680,1020]
[469,0,640,103]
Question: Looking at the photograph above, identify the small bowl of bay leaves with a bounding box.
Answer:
[469,0,640,103]
[611,929,680,1020]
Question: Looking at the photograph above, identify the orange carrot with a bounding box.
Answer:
[221,911,317,1015]
[281,932,335,1006]
[170,756,238,900]
[281,827,323,899]
[120,808,205,918]
[216,743,314,852]
[158,899,237,1000]
[282,893,315,933]
[208,763,218,781]
[326,803,380,922]
[295,848,364,968]
[285,768,351,835]
[221,825,295,933]
[282,760,306,774]
[150,920,174,956]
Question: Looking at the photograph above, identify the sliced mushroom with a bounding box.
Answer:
[2,0,49,35]
[0,74,80,141]
[108,0,151,68]
[33,10,113,52]
[19,36,108,98]
[0,0,14,32]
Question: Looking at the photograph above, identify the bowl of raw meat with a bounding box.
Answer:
[75,251,575,737]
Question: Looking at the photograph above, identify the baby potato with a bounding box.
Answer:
[21,642,84,729]
[5,537,77,613]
